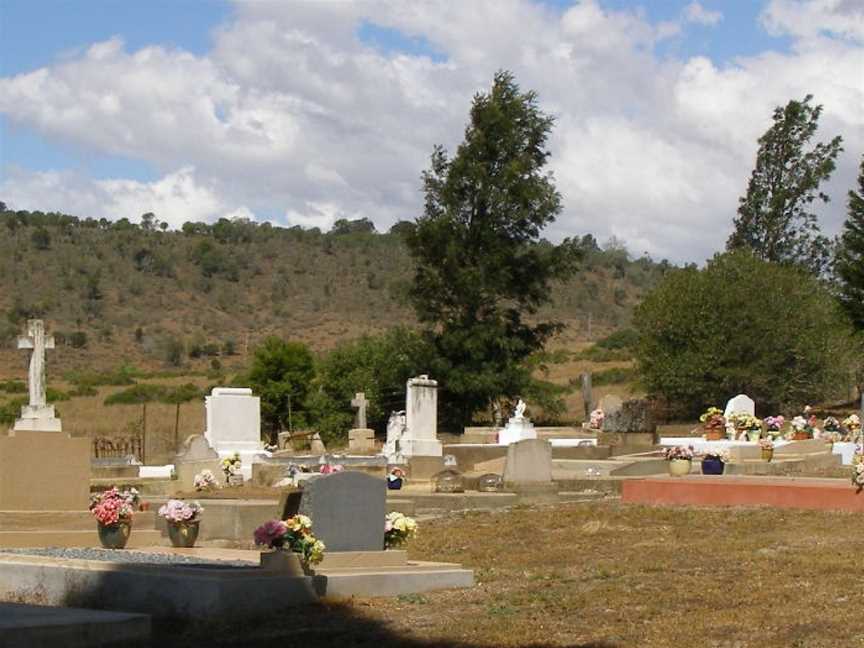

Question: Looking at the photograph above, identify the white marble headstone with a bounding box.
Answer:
[723,394,755,418]
[204,387,266,478]
[400,376,443,457]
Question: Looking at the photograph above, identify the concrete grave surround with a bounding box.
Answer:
[400,376,442,457]
[296,471,387,552]
[204,387,265,479]
[503,438,553,484]
[724,394,755,418]
[14,319,61,432]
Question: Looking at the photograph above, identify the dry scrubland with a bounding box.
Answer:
[154,500,864,648]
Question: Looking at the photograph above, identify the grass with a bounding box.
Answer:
[153,500,864,647]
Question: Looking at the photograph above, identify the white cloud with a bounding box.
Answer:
[0,0,862,263]
[683,2,723,26]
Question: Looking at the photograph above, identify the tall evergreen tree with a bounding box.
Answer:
[836,155,864,330]
[407,71,579,430]
[727,95,843,274]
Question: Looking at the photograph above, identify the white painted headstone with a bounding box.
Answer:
[204,387,266,478]
[723,394,755,419]
[399,376,442,457]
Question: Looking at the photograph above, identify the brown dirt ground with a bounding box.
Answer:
[154,499,864,647]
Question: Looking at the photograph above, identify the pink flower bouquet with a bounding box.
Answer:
[89,487,135,526]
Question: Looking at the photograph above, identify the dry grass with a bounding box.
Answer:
[156,500,864,647]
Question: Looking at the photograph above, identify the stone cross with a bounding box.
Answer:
[351,392,369,429]
[18,319,54,409]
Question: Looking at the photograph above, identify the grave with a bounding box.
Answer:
[13,320,62,433]
[498,399,537,445]
[204,387,266,479]
[724,393,755,418]
[598,394,623,414]
[348,392,377,452]
[383,410,406,463]
[599,398,657,450]
[284,471,387,552]
[399,376,443,457]
[502,438,557,498]
[173,434,221,491]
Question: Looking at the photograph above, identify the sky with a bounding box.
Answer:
[0,0,861,263]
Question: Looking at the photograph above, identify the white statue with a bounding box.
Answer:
[514,399,527,420]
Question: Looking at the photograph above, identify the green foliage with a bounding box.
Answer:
[309,327,435,444]
[46,387,70,402]
[407,70,579,430]
[69,331,88,349]
[590,366,636,387]
[246,337,315,439]
[104,383,168,405]
[634,250,859,417]
[596,328,639,351]
[0,398,26,426]
[0,380,26,394]
[835,155,864,330]
[161,336,185,367]
[67,364,138,388]
[727,95,843,275]
[30,227,51,250]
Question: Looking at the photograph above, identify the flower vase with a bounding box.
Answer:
[701,458,725,475]
[747,430,761,442]
[761,448,774,462]
[259,550,313,576]
[667,459,692,477]
[387,477,403,490]
[704,429,725,441]
[167,520,200,548]
[793,432,810,441]
[98,520,131,549]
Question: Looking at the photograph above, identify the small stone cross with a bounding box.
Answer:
[351,392,369,429]
[18,319,54,409]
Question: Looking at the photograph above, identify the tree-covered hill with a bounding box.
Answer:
[0,206,672,375]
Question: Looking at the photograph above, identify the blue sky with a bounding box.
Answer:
[0,1,860,263]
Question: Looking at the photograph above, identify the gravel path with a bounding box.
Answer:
[0,547,255,568]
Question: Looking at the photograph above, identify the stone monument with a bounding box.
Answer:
[724,394,755,419]
[173,434,221,492]
[13,320,62,432]
[383,410,406,464]
[348,392,376,451]
[204,387,266,479]
[0,319,89,510]
[502,438,557,499]
[498,399,538,445]
[599,398,658,449]
[399,375,442,457]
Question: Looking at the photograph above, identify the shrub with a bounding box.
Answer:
[634,251,859,417]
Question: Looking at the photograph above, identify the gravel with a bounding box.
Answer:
[0,547,255,569]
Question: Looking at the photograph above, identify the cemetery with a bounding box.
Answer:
[0,317,861,646]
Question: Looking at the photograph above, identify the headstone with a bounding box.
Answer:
[351,392,369,429]
[581,372,593,419]
[173,434,221,492]
[503,438,553,484]
[383,410,406,463]
[348,428,375,452]
[399,376,443,457]
[498,399,538,445]
[598,394,623,414]
[724,394,755,418]
[290,471,386,552]
[407,455,445,480]
[13,320,62,432]
[310,433,326,455]
[598,398,657,448]
[204,387,265,479]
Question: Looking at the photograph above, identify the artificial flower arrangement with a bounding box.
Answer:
[388,467,406,483]
[158,499,203,524]
[701,449,730,463]
[89,487,137,526]
[664,446,694,461]
[699,407,725,432]
[193,469,219,492]
[853,453,864,491]
[319,463,345,475]
[824,417,841,433]
[764,415,785,437]
[728,413,763,440]
[384,511,418,549]
[843,414,862,441]
[221,453,242,479]
[789,415,816,440]
[759,438,775,450]
[253,515,326,565]
[589,408,605,430]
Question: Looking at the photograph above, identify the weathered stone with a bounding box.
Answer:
[598,394,624,414]
[503,438,553,484]
[14,320,61,433]
[400,376,442,457]
[348,428,376,452]
[406,456,445,481]
[724,394,755,418]
[601,399,657,435]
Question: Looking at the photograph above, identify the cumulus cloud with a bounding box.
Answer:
[0,0,862,263]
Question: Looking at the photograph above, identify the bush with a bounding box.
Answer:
[633,251,859,417]
[591,366,636,386]
[0,380,26,394]
[596,328,639,350]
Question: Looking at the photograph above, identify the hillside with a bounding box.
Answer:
[0,208,672,377]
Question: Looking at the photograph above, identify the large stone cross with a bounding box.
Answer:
[351,392,369,429]
[18,319,54,409]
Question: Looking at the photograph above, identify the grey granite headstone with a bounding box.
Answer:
[296,471,386,552]
[601,399,657,434]
[503,438,552,483]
